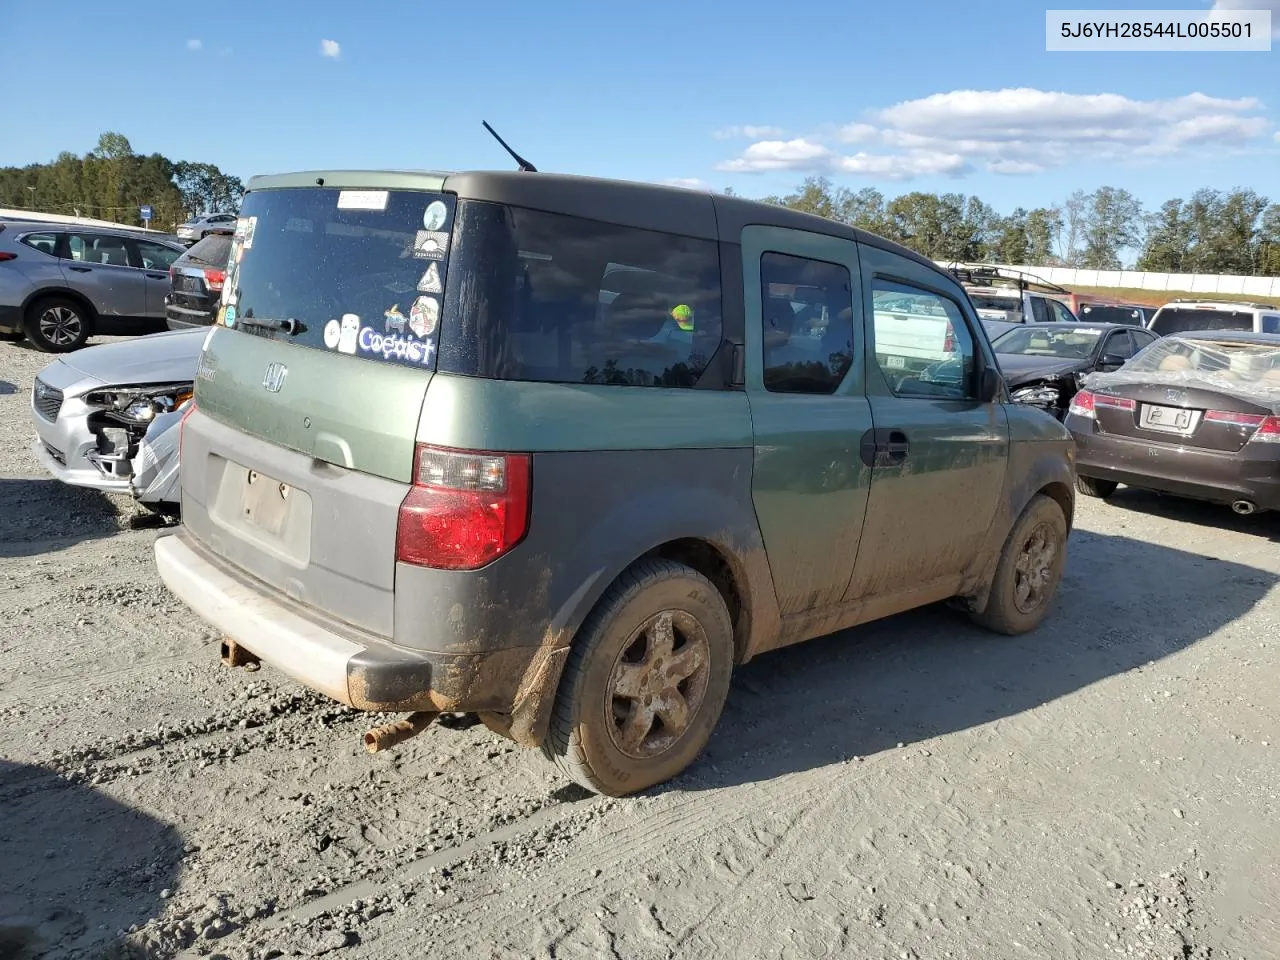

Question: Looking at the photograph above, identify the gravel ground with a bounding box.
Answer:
[1,336,1278,960]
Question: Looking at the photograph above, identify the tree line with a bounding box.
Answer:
[0,132,244,229]
[738,177,1280,277]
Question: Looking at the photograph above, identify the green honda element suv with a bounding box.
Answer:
[155,169,1076,796]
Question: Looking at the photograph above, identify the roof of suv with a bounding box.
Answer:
[245,168,945,277]
[1155,299,1278,312]
[0,220,180,242]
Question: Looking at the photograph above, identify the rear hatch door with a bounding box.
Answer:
[184,180,454,635]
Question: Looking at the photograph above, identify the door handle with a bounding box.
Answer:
[147,273,167,280]
[68,266,92,273]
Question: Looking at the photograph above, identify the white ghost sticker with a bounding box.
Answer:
[337,314,360,355]
[323,319,341,350]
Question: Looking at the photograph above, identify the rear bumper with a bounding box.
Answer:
[1069,417,1280,510]
[154,530,532,713]
[165,303,214,330]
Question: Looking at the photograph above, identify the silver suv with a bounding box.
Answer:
[1147,299,1280,337]
[0,221,186,352]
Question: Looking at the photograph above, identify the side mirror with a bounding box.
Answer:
[1097,353,1127,371]
[980,366,1004,402]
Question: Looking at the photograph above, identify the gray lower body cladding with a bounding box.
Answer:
[167,441,764,725]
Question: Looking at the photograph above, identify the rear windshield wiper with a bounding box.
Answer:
[237,316,306,336]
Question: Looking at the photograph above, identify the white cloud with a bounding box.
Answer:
[713,125,784,140]
[715,138,834,172]
[186,39,202,51]
[662,178,709,190]
[1210,0,1280,38]
[320,38,341,59]
[716,87,1273,180]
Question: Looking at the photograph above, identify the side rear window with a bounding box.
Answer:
[441,202,723,388]
[1151,308,1254,335]
[184,233,233,267]
[759,251,854,395]
[19,233,58,256]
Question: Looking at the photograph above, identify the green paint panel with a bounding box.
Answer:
[739,225,874,616]
[417,374,753,451]
[247,170,449,193]
[195,326,430,483]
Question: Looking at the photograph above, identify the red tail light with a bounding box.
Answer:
[203,268,226,291]
[0,252,17,262]
[1068,390,1135,419]
[1206,410,1280,443]
[1068,390,1096,418]
[943,323,955,353]
[395,445,531,570]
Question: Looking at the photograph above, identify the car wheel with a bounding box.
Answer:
[969,494,1068,636]
[541,558,734,797]
[23,296,91,352]
[1075,475,1118,499]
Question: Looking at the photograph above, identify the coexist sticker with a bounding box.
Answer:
[357,326,436,366]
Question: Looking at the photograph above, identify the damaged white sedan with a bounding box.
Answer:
[29,328,205,515]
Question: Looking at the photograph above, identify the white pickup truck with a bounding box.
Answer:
[872,303,956,375]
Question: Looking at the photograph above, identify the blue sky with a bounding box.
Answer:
[4,0,1278,216]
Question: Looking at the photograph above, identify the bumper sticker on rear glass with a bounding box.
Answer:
[223,305,237,328]
[422,201,449,231]
[412,230,449,260]
[417,262,442,294]
[409,296,439,337]
[337,190,390,211]
[384,303,407,334]
[242,216,257,250]
[357,327,435,366]
[337,314,360,354]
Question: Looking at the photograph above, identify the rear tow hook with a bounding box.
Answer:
[363,712,439,753]
[220,638,261,671]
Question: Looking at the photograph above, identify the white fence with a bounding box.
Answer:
[937,261,1280,301]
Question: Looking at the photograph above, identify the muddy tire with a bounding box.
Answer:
[969,494,1068,636]
[541,558,734,797]
[1076,475,1118,499]
[24,296,91,353]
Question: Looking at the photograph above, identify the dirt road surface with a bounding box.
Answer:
[2,337,1278,960]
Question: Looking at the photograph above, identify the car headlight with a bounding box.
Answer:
[83,384,195,424]
[1010,384,1061,406]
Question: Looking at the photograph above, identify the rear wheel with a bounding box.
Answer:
[970,495,1068,636]
[1075,475,1118,499]
[23,296,91,352]
[541,558,734,797]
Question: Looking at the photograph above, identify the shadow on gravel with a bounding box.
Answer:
[0,479,124,558]
[689,529,1277,791]
[1102,487,1280,542]
[0,759,181,960]
[0,380,15,396]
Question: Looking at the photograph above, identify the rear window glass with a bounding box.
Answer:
[1079,304,1145,326]
[440,201,723,387]
[1150,308,1254,335]
[220,187,454,371]
[182,233,232,267]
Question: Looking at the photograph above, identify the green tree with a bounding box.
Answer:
[1024,207,1062,265]
[1080,187,1142,270]
[1137,199,1189,272]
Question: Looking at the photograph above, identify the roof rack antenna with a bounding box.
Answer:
[481,121,537,173]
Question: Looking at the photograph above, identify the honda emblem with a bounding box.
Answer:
[262,361,288,393]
